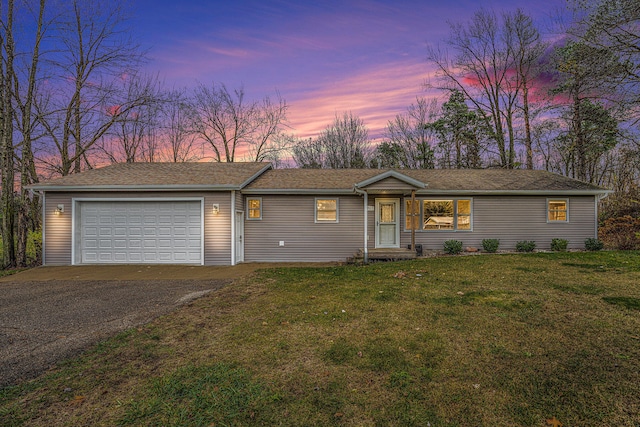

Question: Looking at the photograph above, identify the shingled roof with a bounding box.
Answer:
[29,162,271,191]
[244,168,608,194]
[244,168,381,192]
[30,162,609,195]
[399,169,607,193]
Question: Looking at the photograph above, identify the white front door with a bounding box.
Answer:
[235,211,244,263]
[375,198,400,248]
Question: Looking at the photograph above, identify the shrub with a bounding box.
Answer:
[584,238,604,251]
[516,240,536,252]
[551,238,568,252]
[443,240,463,255]
[27,229,43,266]
[599,216,640,250]
[482,239,500,253]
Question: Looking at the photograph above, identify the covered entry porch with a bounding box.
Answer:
[355,171,425,263]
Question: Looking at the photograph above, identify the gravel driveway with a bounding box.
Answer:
[0,267,241,387]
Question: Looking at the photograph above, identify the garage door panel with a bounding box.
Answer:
[79,200,202,264]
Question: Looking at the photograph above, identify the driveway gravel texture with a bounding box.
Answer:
[0,265,265,388]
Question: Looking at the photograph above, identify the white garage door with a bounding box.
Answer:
[78,200,202,264]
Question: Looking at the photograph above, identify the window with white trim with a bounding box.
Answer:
[548,199,568,222]
[316,198,338,223]
[404,198,472,231]
[247,197,262,220]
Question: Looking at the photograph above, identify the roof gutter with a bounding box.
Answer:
[241,188,357,195]
[413,189,612,196]
[27,184,243,192]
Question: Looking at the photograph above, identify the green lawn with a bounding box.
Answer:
[2,252,639,426]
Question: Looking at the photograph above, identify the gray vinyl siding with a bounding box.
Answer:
[43,191,232,266]
[396,195,597,250]
[235,191,243,213]
[244,195,364,262]
[43,193,73,265]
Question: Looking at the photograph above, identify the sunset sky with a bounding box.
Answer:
[131,0,567,140]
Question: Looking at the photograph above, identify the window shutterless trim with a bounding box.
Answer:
[403,197,473,232]
[315,197,339,223]
[547,198,569,223]
[246,197,262,220]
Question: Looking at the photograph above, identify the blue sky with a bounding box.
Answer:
[130,0,567,139]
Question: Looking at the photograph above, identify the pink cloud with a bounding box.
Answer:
[286,60,440,140]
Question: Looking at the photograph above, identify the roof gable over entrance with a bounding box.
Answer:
[355,170,426,193]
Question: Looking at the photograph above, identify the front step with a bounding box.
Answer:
[347,248,417,263]
[368,248,417,261]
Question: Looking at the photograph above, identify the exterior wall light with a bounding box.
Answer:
[55,204,64,215]
[212,204,220,215]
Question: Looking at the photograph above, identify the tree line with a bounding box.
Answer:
[1,0,639,267]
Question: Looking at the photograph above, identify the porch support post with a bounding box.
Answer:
[411,189,416,251]
[363,191,368,263]
[231,190,236,266]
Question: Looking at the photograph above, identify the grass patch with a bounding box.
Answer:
[602,296,640,310]
[2,252,640,426]
[0,268,27,278]
[119,363,281,426]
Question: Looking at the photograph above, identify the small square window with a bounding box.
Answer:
[247,198,262,220]
[548,199,568,222]
[316,198,338,223]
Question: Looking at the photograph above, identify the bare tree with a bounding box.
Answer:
[95,73,163,164]
[291,137,325,169]
[246,93,288,162]
[13,0,48,266]
[384,97,438,169]
[37,0,145,175]
[190,83,288,162]
[160,89,201,162]
[427,9,546,169]
[505,9,547,169]
[1,0,17,267]
[292,112,372,168]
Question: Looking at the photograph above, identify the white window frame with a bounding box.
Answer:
[315,198,339,223]
[547,198,569,223]
[246,197,262,220]
[404,197,473,232]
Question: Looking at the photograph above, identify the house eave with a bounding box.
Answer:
[28,184,241,192]
[241,188,356,195]
[413,189,612,196]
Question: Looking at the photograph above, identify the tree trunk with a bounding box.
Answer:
[1,0,17,268]
[16,0,45,267]
[522,79,533,169]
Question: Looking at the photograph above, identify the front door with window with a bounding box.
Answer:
[375,199,400,248]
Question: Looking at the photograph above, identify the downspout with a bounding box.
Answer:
[595,192,608,240]
[231,190,236,266]
[354,187,368,263]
